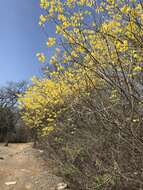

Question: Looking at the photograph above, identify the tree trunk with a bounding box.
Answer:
[4,130,9,146]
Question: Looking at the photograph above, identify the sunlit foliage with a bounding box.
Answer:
[18,66,99,135]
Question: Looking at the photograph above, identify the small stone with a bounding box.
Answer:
[56,182,68,190]
[39,150,44,153]
[5,181,17,185]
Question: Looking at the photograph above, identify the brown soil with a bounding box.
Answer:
[0,143,62,190]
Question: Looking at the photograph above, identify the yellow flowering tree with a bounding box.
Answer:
[19,1,143,189]
[18,66,97,135]
[37,0,142,105]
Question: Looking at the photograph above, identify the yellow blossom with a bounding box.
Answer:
[40,0,49,9]
[46,37,56,47]
[39,15,47,26]
[36,53,46,63]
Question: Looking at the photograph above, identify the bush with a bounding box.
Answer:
[39,87,143,190]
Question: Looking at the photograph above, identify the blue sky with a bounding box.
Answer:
[0,0,53,86]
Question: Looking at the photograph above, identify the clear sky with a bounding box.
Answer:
[0,0,53,86]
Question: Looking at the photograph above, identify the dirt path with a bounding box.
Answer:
[0,143,62,190]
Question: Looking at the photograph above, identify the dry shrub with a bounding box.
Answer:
[40,86,143,190]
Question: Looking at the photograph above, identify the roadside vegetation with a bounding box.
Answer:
[18,0,143,189]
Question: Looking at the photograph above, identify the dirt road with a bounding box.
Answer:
[0,143,62,190]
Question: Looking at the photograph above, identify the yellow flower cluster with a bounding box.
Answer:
[40,0,49,9]
[46,37,56,47]
[18,66,98,135]
[36,53,46,63]
[39,15,47,26]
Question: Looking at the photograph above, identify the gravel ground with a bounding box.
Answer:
[0,143,62,190]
